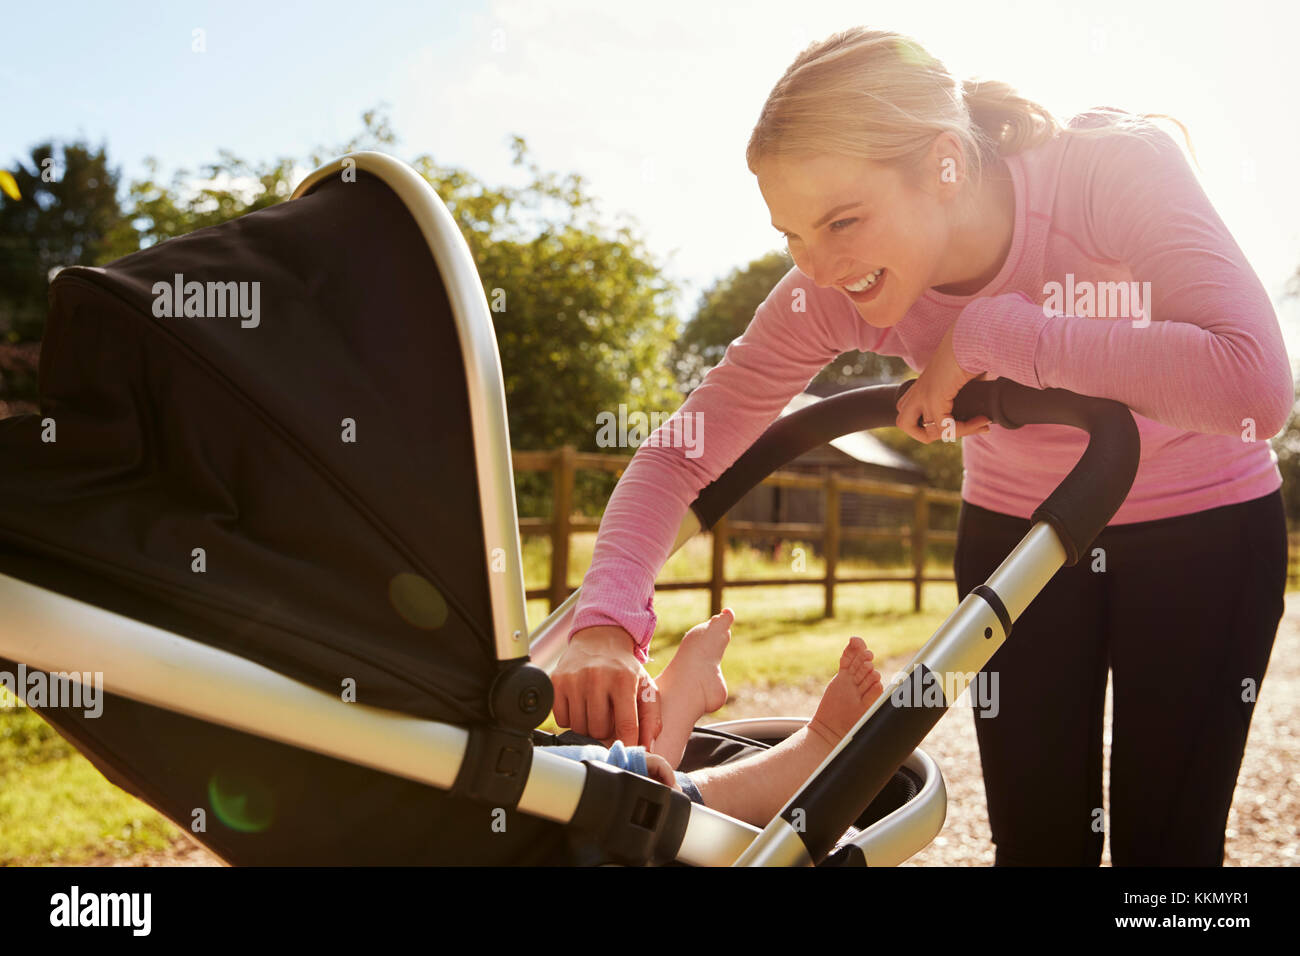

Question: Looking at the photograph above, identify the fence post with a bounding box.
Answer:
[824,473,840,618]
[912,487,929,612]
[710,513,727,616]
[549,445,576,611]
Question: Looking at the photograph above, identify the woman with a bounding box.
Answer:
[550,27,1292,865]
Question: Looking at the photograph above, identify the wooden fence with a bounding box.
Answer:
[513,445,962,615]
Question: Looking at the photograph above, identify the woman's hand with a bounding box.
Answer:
[895,320,992,443]
[551,625,663,750]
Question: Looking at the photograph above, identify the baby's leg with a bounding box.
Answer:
[645,609,733,768]
[686,637,883,827]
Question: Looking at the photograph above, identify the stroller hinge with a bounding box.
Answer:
[448,661,553,808]
[449,724,534,809]
[489,659,554,732]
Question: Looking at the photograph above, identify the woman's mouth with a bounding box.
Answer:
[843,268,885,304]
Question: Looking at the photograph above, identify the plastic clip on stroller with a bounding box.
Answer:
[0,151,1139,866]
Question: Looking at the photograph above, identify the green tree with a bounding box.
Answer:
[0,141,137,342]
[127,151,296,246]
[424,138,681,449]
[127,108,399,246]
[413,136,682,514]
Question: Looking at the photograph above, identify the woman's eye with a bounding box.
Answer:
[781,218,856,242]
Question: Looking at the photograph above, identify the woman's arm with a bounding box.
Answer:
[567,265,855,661]
[553,267,859,746]
[951,123,1293,438]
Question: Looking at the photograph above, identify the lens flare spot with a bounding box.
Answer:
[388,572,449,629]
[208,770,275,833]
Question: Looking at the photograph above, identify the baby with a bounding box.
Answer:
[547,608,885,827]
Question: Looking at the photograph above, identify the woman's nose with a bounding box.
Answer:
[804,250,847,289]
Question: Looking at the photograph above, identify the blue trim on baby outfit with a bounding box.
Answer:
[543,740,704,804]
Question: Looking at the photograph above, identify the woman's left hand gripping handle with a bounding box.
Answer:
[895,321,992,443]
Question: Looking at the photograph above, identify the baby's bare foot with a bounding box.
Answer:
[650,608,733,768]
[808,637,883,747]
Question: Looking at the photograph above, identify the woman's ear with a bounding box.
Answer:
[929,131,967,193]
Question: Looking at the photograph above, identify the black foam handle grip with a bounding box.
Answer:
[690,384,903,530]
[689,378,1139,567]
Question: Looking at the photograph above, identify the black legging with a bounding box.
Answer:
[954,488,1288,866]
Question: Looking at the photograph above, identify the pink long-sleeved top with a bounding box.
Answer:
[569,111,1294,662]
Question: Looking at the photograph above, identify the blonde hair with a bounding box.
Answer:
[746,27,1196,192]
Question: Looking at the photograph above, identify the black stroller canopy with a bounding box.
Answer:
[0,160,590,865]
[0,169,499,727]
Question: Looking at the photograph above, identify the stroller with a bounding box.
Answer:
[0,152,1139,866]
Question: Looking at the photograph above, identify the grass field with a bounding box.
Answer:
[0,531,976,864]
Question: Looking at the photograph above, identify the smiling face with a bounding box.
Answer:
[757,147,959,329]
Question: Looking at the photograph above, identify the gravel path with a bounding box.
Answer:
[717,592,1300,866]
[112,594,1298,867]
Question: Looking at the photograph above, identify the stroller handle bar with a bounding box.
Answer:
[526,378,1139,672]
[690,378,1140,567]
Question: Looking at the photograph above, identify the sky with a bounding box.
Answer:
[6,0,1299,369]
